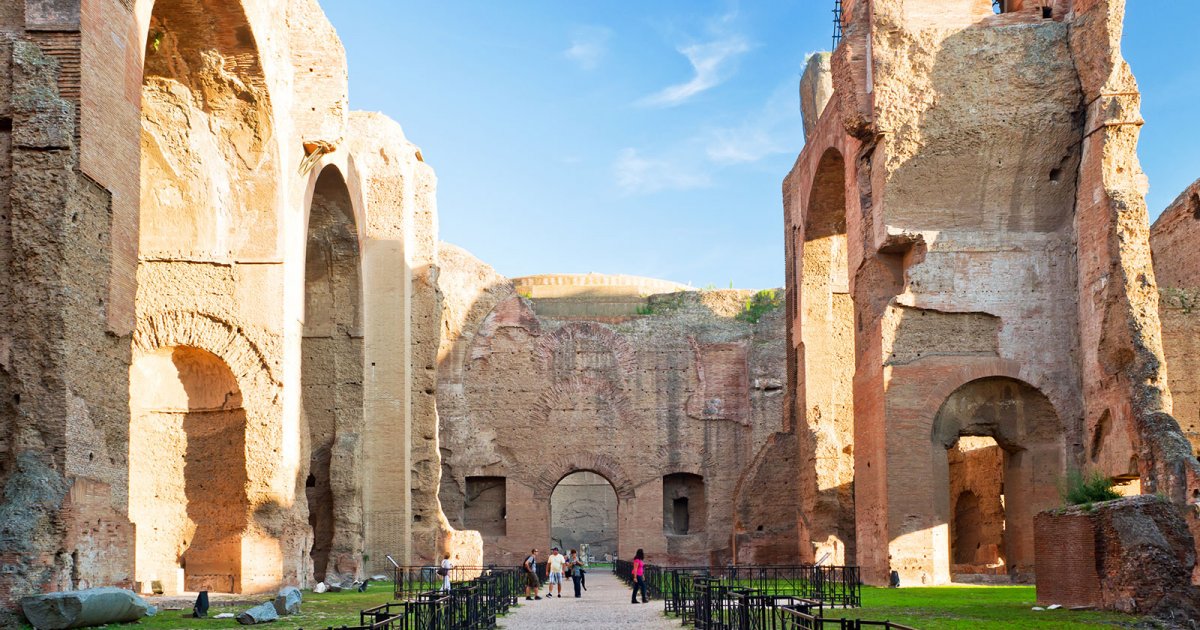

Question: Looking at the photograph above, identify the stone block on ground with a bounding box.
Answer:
[272,586,302,615]
[236,601,280,625]
[20,587,153,629]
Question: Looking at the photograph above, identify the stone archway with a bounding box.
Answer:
[550,472,619,560]
[302,165,364,582]
[932,376,1064,581]
[130,311,280,594]
[129,345,250,593]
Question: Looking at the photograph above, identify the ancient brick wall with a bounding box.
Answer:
[784,0,1194,587]
[0,0,438,618]
[435,253,791,566]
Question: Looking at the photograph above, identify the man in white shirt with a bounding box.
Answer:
[546,547,566,598]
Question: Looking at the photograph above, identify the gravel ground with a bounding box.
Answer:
[499,572,679,629]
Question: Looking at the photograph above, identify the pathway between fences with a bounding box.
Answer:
[497,571,678,629]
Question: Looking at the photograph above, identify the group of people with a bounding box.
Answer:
[522,547,589,599]
[442,545,652,607]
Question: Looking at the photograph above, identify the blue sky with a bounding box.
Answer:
[322,2,1200,289]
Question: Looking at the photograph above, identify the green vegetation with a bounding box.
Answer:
[50,583,398,629]
[842,585,1142,629]
[636,292,687,316]
[1161,287,1200,314]
[516,287,533,299]
[1061,469,1121,507]
[736,289,782,324]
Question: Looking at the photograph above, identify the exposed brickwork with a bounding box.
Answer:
[436,261,791,567]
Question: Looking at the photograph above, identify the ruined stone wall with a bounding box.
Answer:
[0,0,438,616]
[436,253,791,566]
[784,0,1194,586]
[1151,180,1200,451]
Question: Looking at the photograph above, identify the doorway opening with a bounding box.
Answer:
[551,471,618,560]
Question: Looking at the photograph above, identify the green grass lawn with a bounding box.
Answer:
[837,585,1149,629]
[19,583,400,629]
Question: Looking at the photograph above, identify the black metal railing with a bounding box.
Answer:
[615,562,862,608]
[778,605,920,630]
[615,561,890,630]
[325,565,522,630]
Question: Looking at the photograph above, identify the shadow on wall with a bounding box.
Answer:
[130,346,249,593]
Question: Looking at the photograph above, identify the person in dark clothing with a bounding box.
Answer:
[567,549,586,598]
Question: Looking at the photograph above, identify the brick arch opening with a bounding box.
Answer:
[798,146,856,563]
[129,346,250,593]
[302,165,363,582]
[932,376,1063,581]
[550,471,618,560]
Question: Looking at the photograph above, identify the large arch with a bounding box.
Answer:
[302,165,364,582]
[796,146,856,564]
[131,0,286,594]
[129,346,249,593]
[930,376,1064,582]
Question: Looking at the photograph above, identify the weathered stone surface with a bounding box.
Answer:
[20,587,152,629]
[435,252,790,566]
[0,0,439,620]
[783,0,1198,590]
[235,600,279,625]
[1035,495,1200,621]
[272,586,301,616]
[1151,179,1200,451]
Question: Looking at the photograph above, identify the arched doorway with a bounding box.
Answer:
[129,346,250,593]
[550,472,618,560]
[798,147,856,563]
[302,165,363,582]
[933,377,1063,581]
[133,0,277,594]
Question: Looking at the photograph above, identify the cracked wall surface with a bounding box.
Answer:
[784,0,1197,588]
[1151,179,1200,452]
[434,249,792,566]
[0,0,437,617]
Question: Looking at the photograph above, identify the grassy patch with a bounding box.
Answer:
[1060,469,1121,506]
[736,289,782,324]
[838,586,1144,629]
[43,583,400,629]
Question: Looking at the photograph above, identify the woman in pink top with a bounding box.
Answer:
[630,548,648,604]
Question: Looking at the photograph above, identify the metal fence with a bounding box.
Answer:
[614,562,916,630]
[324,566,523,630]
[614,562,862,608]
[778,605,920,630]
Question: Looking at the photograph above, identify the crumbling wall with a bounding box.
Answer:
[0,0,438,615]
[782,0,1186,587]
[1151,179,1200,451]
[0,37,133,622]
[436,258,790,566]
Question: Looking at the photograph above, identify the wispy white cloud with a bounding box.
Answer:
[638,37,750,107]
[564,26,611,70]
[614,148,711,195]
[703,81,799,164]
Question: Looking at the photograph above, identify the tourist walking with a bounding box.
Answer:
[523,548,543,601]
[546,547,566,598]
[439,553,454,592]
[568,549,586,598]
[631,548,648,604]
